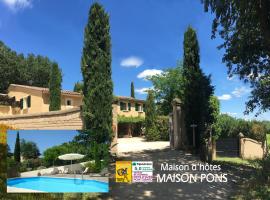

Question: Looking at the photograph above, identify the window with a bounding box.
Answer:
[27,96,31,108]
[135,103,141,111]
[128,102,131,111]
[66,99,72,106]
[120,102,127,111]
[20,96,31,110]
[143,104,145,112]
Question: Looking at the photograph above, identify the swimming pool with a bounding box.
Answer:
[7,177,109,193]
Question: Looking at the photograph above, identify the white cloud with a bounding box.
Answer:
[137,69,163,80]
[217,94,232,101]
[1,0,32,11]
[231,86,251,98]
[120,56,143,68]
[135,87,153,95]
[222,112,237,116]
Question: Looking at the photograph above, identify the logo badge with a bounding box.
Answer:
[132,161,153,182]
[115,161,132,183]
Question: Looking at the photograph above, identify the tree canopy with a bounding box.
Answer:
[149,63,183,115]
[20,139,40,160]
[81,2,113,171]
[202,0,270,115]
[131,81,135,98]
[182,26,214,148]
[14,132,20,163]
[145,90,159,141]
[0,41,54,93]
[73,81,84,93]
[49,63,62,111]
[81,2,113,143]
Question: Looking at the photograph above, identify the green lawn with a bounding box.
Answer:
[214,155,270,199]
[214,156,254,167]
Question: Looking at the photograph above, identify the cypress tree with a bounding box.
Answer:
[131,82,135,98]
[81,2,113,159]
[182,26,213,149]
[49,63,62,111]
[145,90,159,141]
[14,131,20,163]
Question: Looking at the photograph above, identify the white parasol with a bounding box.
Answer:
[58,153,85,173]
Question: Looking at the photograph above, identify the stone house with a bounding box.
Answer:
[0,84,145,139]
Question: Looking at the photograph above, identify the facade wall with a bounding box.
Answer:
[42,93,82,112]
[116,101,145,118]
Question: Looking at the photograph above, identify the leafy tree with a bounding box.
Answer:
[49,63,62,111]
[202,0,270,115]
[150,64,183,115]
[131,81,135,98]
[20,139,40,159]
[14,131,20,163]
[73,81,84,93]
[0,41,52,93]
[208,96,220,125]
[81,2,113,145]
[145,90,159,141]
[182,26,214,149]
[7,144,12,157]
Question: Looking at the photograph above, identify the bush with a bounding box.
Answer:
[156,116,169,141]
[213,114,267,142]
[7,158,20,178]
[84,161,102,173]
[20,158,42,172]
[145,126,160,141]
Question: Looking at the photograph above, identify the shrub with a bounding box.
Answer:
[145,126,160,141]
[213,114,268,142]
[20,158,42,172]
[84,161,101,173]
[7,158,20,178]
[156,116,169,141]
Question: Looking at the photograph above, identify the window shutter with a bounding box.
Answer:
[27,96,31,108]
[20,99,23,110]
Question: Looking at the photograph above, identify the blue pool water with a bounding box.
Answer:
[7,177,109,192]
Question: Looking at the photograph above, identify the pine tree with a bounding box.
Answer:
[49,63,62,111]
[145,90,159,141]
[14,131,20,163]
[131,81,135,98]
[81,3,113,145]
[182,26,214,149]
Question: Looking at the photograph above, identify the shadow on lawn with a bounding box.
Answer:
[102,148,256,200]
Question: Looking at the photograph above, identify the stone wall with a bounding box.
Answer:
[0,107,118,153]
[240,137,266,159]
[0,107,83,130]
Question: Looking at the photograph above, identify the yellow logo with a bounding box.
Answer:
[115,161,132,183]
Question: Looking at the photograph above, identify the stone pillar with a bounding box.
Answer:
[171,98,186,150]
[169,113,174,149]
[111,104,118,154]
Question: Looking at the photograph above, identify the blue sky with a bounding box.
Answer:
[0,0,269,120]
[7,130,78,154]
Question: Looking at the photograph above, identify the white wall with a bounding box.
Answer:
[20,161,90,177]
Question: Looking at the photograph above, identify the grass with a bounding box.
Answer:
[214,156,254,167]
[214,155,270,199]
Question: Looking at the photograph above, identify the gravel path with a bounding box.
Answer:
[117,137,169,156]
[103,137,254,200]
